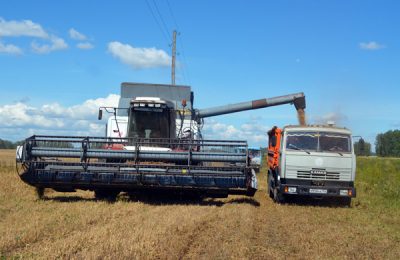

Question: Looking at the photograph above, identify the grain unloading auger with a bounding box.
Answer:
[16,83,305,200]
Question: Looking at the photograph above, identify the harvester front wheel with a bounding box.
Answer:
[35,187,45,200]
[94,189,119,202]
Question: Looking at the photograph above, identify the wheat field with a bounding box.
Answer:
[0,149,399,259]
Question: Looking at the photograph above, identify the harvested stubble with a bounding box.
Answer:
[0,150,399,259]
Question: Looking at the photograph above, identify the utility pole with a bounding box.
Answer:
[171,30,177,85]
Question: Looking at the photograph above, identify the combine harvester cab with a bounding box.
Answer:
[16,82,306,200]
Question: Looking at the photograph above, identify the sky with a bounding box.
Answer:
[0,0,399,150]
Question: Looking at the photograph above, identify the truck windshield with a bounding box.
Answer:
[286,131,351,153]
[319,133,351,153]
[128,108,170,139]
[286,132,318,151]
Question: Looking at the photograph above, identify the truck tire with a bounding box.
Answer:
[339,197,351,207]
[94,189,119,202]
[267,173,274,199]
[273,187,285,204]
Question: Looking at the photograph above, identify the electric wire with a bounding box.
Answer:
[144,0,171,45]
[145,0,191,86]
[166,0,179,29]
[152,0,173,43]
[177,39,191,85]
[165,0,191,85]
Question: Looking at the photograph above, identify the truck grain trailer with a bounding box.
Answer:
[16,82,306,200]
[267,125,356,206]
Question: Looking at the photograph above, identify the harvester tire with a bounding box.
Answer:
[36,187,45,200]
[95,189,119,202]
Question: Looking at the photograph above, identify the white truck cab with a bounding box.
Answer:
[267,125,356,206]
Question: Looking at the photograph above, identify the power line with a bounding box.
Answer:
[152,0,172,42]
[177,35,191,86]
[165,0,191,85]
[166,0,179,30]
[145,0,191,86]
[144,0,171,45]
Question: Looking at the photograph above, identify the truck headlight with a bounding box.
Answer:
[340,190,348,196]
[284,186,297,193]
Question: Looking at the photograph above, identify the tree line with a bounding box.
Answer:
[353,130,400,157]
[0,138,77,149]
[375,130,400,157]
[0,139,23,149]
[354,138,371,156]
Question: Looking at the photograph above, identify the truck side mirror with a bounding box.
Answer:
[98,109,103,120]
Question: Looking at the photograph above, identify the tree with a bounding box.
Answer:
[375,130,400,157]
[0,139,25,149]
[0,139,16,149]
[354,138,371,156]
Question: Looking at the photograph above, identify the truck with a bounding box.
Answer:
[16,82,306,200]
[267,124,356,206]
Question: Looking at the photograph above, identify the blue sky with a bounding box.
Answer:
[0,0,399,149]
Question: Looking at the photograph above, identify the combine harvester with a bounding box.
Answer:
[16,82,305,200]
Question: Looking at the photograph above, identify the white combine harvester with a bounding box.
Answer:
[16,82,306,200]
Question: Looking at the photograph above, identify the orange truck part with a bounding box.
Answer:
[267,126,282,170]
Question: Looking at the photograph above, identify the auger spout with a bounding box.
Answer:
[194,92,305,119]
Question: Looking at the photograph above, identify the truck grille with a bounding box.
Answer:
[285,165,352,181]
[297,170,340,180]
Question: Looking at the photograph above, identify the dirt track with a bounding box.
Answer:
[0,150,399,259]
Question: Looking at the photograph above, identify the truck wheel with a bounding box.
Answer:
[273,188,285,204]
[95,189,119,202]
[339,197,351,207]
[267,174,274,199]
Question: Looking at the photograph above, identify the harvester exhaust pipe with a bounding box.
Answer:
[194,92,306,119]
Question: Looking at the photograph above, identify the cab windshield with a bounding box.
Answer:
[128,107,170,139]
[286,131,351,153]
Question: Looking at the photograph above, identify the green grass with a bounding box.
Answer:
[355,157,400,210]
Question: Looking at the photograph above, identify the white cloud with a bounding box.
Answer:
[202,119,270,147]
[69,28,87,40]
[108,41,171,69]
[35,94,120,119]
[0,17,68,54]
[359,41,386,50]
[31,36,68,54]
[0,94,120,140]
[76,42,94,50]
[0,41,22,55]
[0,17,48,38]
